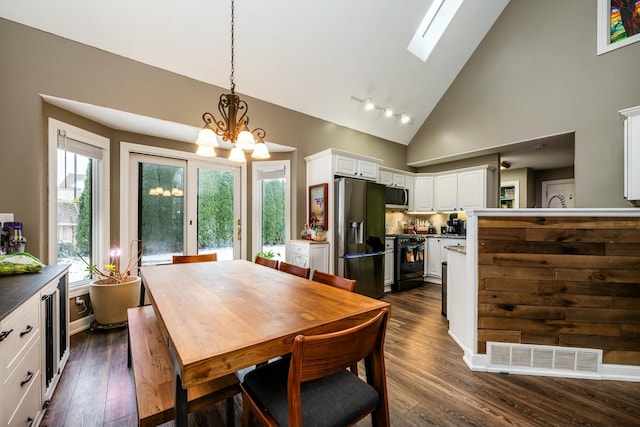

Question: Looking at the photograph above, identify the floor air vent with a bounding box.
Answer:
[487,342,601,376]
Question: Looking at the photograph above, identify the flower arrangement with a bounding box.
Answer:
[79,240,142,284]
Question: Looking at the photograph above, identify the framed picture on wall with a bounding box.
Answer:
[308,183,328,231]
[597,0,640,55]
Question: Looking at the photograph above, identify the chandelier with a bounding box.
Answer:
[195,0,269,162]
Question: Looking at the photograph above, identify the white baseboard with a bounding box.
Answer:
[70,315,94,335]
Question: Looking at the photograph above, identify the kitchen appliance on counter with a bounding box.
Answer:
[447,214,466,235]
[393,234,425,291]
[335,178,386,298]
[1,221,27,254]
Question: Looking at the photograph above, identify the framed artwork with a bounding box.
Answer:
[308,183,328,231]
[597,0,640,55]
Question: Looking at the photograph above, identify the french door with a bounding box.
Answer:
[129,153,241,265]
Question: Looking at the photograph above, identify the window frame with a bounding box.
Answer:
[251,160,291,261]
[120,142,247,264]
[47,118,110,294]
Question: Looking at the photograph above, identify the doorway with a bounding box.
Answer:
[126,151,242,265]
[542,179,575,208]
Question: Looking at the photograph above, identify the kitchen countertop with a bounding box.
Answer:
[386,234,467,239]
[0,264,70,321]
[444,245,467,254]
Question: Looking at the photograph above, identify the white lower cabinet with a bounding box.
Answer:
[1,294,42,427]
[290,240,330,275]
[426,237,465,282]
[384,238,394,292]
[0,265,69,427]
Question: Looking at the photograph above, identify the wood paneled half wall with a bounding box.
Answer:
[477,216,640,366]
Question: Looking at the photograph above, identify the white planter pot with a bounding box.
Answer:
[89,276,141,325]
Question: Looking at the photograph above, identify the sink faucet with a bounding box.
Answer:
[547,193,567,208]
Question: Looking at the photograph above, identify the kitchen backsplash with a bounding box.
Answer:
[385,211,466,235]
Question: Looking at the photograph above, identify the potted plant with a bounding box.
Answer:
[80,240,142,327]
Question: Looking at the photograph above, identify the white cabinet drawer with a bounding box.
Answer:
[7,357,41,427]
[290,242,310,257]
[3,339,40,424]
[0,294,39,378]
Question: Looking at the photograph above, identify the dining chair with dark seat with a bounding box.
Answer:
[254,255,279,269]
[172,253,218,264]
[278,261,311,279]
[311,269,357,292]
[311,269,359,374]
[240,308,390,427]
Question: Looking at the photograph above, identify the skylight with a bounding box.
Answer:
[407,0,464,62]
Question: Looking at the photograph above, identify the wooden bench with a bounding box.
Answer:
[127,306,240,427]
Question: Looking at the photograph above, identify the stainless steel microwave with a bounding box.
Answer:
[385,186,409,210]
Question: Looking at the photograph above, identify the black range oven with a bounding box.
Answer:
[392,235,425,291]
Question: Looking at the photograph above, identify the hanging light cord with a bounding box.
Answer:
[230,0,235,94]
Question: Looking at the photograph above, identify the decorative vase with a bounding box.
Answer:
[89,276,141,325]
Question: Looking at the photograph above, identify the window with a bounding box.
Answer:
[252,161,290,261]
[48,119,110,288]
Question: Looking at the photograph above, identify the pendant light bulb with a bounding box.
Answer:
[251,141,270,159]
[236,128,256,151]
[229,145,247,162]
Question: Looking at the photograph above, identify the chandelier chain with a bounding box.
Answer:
[230,0,235,93]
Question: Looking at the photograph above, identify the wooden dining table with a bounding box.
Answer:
[139,259,391,427]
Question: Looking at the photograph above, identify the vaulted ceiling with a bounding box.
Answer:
[0,0,510,148]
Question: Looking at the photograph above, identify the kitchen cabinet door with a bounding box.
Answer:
[405,176,415,211]
[379,170,393,186]
[620,106,640,203]
[392,173,406,188]
[426,238,442,278]
[434,173,458,211]
[413,176,434,212]
[458,169,486,210]
[334,155,378,181]
[358,159,379,180]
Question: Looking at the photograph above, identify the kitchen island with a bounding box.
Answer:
[451,208,640,382]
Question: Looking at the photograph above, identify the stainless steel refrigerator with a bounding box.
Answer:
[335,177,386,298]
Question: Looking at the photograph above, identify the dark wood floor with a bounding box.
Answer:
[41,284,640,427]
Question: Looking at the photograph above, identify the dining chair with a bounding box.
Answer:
[311,269,357,292]
[278,261,311,279]
[240,308,390,427]
[311,269,359,374]
[254,255,279,269]
[172,253,218,264]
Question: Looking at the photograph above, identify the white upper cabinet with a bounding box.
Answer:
[434,173,458,211]
[379,169,393,186]
[392,173,406,188]
[413,176,434,212]
[405,176,415,211]
[334,154,378,181]
[620,106,640,205]
[458,169,487,210]
[434,167,495,211]
[378,168,407,188]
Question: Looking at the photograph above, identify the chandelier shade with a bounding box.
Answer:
[195,0,269,162]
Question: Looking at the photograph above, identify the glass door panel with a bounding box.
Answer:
[260,176,285,260]
[138,160,185,265]
[196,168,237,260]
